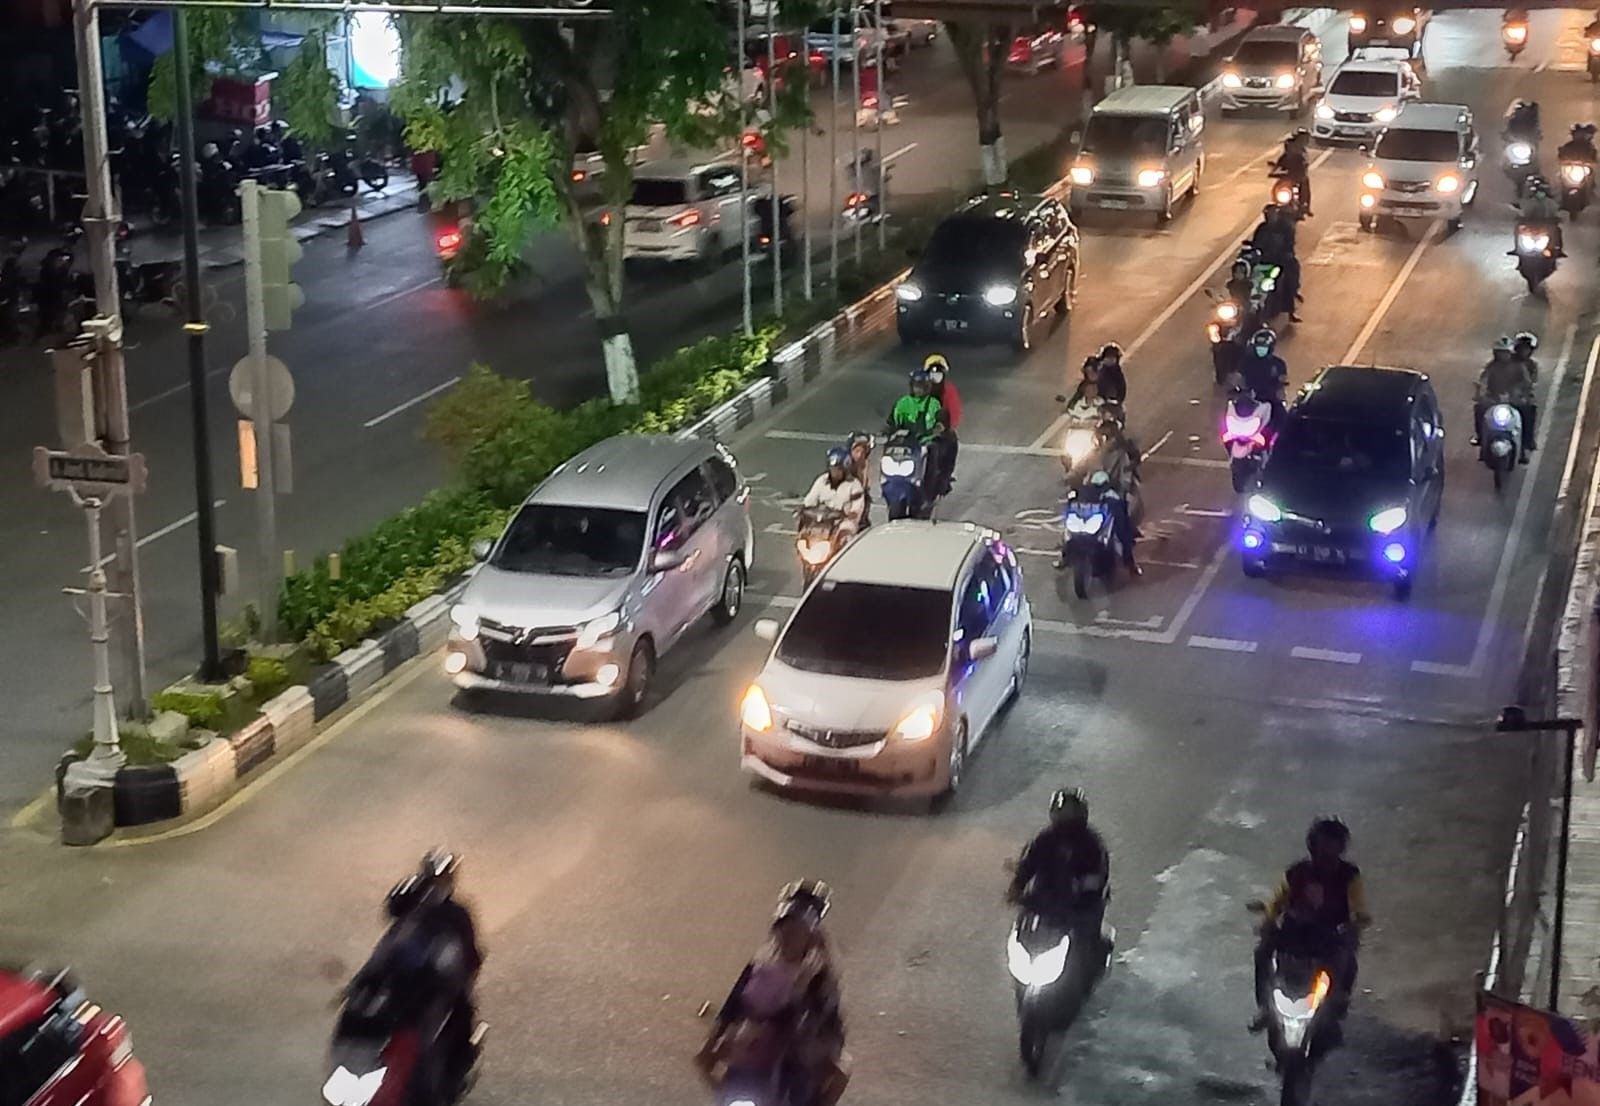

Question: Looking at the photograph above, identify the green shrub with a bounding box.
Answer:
[151,688,228,732]
[245,655,292,702]
[424,363,530,465]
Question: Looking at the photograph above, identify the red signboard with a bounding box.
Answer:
[1477,990,1600,1104]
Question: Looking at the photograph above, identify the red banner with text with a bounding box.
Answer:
[1477,991,1600,1105]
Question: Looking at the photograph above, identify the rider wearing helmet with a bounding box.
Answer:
[381,850,484,1079]
[888,368,951,493]
[1519,173,1564,256]
[1504,99,1542,144]
[843,431,876,529]
[923,354,961,496]
[1273,128,1313,217]
[1249,204,1302,322]
[1007,789,1112,954]
[1474,335,1537,460]
[1559,121,1599,167]
[801,446,867,535]
[1250,818,1370,1033]
[1240,327,1288,427]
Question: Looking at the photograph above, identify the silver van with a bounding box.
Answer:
[1219,25,1323,116]
[1068,85,1205,223]
[445,434,755,717]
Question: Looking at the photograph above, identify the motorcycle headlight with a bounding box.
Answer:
[881,455,914,478]
[1006,928,1034,981]
[1375,106,1398,124]
[1316,103,1335,120]
[1368,505,1408,534]
[797,538,833,564]
[1436,173,1460,194]
[1017,934,1072,986]
[893,692,944,741]
[1489,404,1516,428]
[1362,169,1385,190]
[449,604,480,641]
[1590,36,1600,52]
[1519,231,1550,252]
[1064,428,1095,463]
[1508,141,1533,163]
[1504,23,1527,41]
[983,283,1019,307]
[1247,494,1282,523]
[1069,164,1095,186]
[1065,510,1105,535]
[323,1065,387,1106]
[1216,302,1239,322]
[896,281,923,302]
[1222,71,1243,88]
[1275,72,1297,90]
[1392,15,1416,33]
[575,609,622,650]
[1137,168,1166,188]
[1564,163,1591,184]
[1349,15,1368,32]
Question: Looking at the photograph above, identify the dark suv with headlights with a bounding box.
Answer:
[1347,8,1426,56]
[895,192,1079,353]
[1239,365,1443,599]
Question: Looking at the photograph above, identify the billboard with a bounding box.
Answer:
[1477,991,1600,1105]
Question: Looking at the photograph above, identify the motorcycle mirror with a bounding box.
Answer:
[969,637,999,661]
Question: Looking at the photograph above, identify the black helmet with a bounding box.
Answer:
[413,847,461,905]
[776,878,832,925]
[1306,817,1350,854]
[1249,328,1277,357]
[1292,127,1310,141]
[1097,342,1124,363]
[826,445,849,469]
[1050,787,1088,826]
[909,367,931,393]
[384,875,424,919]
[1513,330,1539,352]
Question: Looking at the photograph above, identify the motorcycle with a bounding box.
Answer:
[880,428,937,520]
[1054,395,1120,488]
[1560,159,1593,216]
[34,231,94,339]
[1221,393,1274,493]
[114,240,179,314]
[841,188,878,224]
[1503,19,1528,59]
[1007,894,1113,1078]
[795,505,850,585]
[1248,902,1346,1106]
[1268,170,1302,215]
[327,131,390,196]
[1479,400,1522,491]
[1205,293,1245,385]
[1513,223,1557,292]
[1503,135,1538,199]
[1059,471,1133,600]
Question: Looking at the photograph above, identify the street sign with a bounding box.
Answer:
[33,444,148,497]
[229,354,295,421]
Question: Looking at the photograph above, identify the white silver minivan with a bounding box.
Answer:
[446,434,754,718]
[1068,85,1205,223]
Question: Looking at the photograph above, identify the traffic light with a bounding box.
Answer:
[257,188,304,331]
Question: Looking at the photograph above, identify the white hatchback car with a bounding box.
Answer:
[739,521,1031,808]
[1312,58,1419,143]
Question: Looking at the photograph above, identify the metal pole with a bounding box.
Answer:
[874,0,886,252]
[851,7,862,263]
[173,10,224,680]
[1554,722,1576,1011]
[767,0,782,318]
[240,180,280,638]
[72,0,147,714]
[81,496,123,772]
[737,0,752,335]
[801,69,813,300]
[829,5,840,287]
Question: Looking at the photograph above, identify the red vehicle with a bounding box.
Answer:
[0,967,150,1106]
[1007,23,1065,74]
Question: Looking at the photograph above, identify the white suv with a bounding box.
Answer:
[1312,57,1419,143]
[624,159,753,264]
[1359,102,1480,231]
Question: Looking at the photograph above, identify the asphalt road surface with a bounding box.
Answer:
[1,9,1592,1106]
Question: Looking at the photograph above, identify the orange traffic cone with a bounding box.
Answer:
[347,200,364,249]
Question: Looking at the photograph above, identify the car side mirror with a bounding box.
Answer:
[969,637,999,661]
[753,617,780,642]
[471,539,492,562]
[651,547,686,572]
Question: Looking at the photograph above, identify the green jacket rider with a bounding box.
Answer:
[888,368,945,440]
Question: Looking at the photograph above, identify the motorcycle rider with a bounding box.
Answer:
[1512,330,1541,384]
[1271,128,1313,217]
[801,446,867,537]
[843,430,876,529]
[1504,98,1542,145]
[1006,788,1112,959]
[846,146,882,211]
[1517,174,1564,257]
[1240,327,1289,428]
[1560,121,1598,168]
[1250,204,1302,322]
[1472,336,1537,462]
[887,367,950,493]
[1251,817,1370,1034]
[923,353,962,496]
[1089,414,1142,574]
[697,882,849,1106]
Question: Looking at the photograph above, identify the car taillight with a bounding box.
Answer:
[669,210,702,227]
[571,168,587,182]
[741,132,761,148]
[845,191,868,207]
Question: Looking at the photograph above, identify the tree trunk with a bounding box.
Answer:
[1081,25,1099,119]
[1153,38,1168,83]
[564,174,641,405]
[947,21,1010,186]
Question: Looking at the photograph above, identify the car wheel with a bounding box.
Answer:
[1156,186,1173,224]
[1359,214,1375,232]
[1055,272,1072,317]
[931,720,968,812]
[712,557,745,625]
[1004,629,1030,708]
[1189,158,1203,199]
[1012,304,1033,353]
[1242,558,1267,579]
[613,639,655,720]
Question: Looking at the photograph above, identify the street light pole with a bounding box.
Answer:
[829,5,840,287]
[1498,706,1581,1013]
[801,68,813,301]
[736,0,752,336]
[874,0,886,253]
[767,0,782,318]
[850,6,862,263]
[71,0,148,714]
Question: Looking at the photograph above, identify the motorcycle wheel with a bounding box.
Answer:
[887,499,909,521]
[361,161,389,191]
[1072,551,1091,600]
[1279,1054,1314,1106]
[1493,457,1507,492]
[801,561,818,587]
[1524,269,1544,294]
[1230,455,1253,494]
[1018,1011,1047,1079]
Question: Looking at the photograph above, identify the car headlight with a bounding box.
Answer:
[740,684,773,732]
[1375,106,1398,123]
[575,610,622,649]
[1392,15,1416,33]
[1436,173,1460,194]
[1247,494,1282,523]
[1069,165,1094,186]
[1368,505,1408,534]
[896,282,923,302]
[1006,930,1071,986]
[1136,168,1166,188]
[1519,231,1550,252]
[893,692,943,741]
[1315,102,1335,120]
[1222,71,1243,88]
[323,1066,387,1106]
[449,604,480,641]
[1275,72,1296,90]
[1362,169,1385,189]
[1349,15,1367,31]
[983,283,1019,307]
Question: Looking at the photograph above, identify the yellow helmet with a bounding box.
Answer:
[922,353,950,377]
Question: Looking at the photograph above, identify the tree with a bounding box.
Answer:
[1082,0,1204,85]
[944,21,1012,187]
[393,0,814,404]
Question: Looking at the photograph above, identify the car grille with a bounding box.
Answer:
[479,619,578,671]
[1391,180,1430,193]
[1335,111,1373,124]
[1244,76,1271,88]
[786,719,883,749]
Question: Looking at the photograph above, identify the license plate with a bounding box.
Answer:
[634,219,661,232]
[1298,545,1345,564]
[1099,198,1131,209]
[801,755,861,777]
[1336,127,1368,137]
[493,661,546,683]
[935,318,968,330]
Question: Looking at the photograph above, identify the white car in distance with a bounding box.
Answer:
[739,521,1031,809]
[1312,57,1419,144]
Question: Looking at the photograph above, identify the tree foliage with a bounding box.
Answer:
[1083,0,1204,49]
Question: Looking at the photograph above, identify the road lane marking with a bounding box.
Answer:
[1144,429,1173,457]
[883,142,918,165]
[1031,617,1166,643]
[1155,539,1231,645]
[365,274,443,313]
[1340,223,1438,364]
[1177,505,1230,518]
[1411,659,1472,678]
[82,500,226,572]
[364,376,462,428]
[1188,635,1258,653]
[1290,646,1362,664]
[1028,148,1336,451]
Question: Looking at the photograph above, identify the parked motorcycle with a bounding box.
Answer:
[795,505,851,585]
[1221,392,1274,493]
[1513,222,1557,292]
[1059,471,1132,600]
[1503,18,1528,59]
[34,230,94,339]
[197,146,242,225]
[1248,902,1346,1106]
[1479,400,1522,491]
[880,428,937,520]
[1007,894,1113,1078]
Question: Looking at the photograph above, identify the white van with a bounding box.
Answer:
[1068,85,1205,223]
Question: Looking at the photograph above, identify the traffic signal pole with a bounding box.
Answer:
[241,180,280,640]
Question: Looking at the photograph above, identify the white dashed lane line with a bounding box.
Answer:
[1289,646,1362,665]
[1187,635,1258,653]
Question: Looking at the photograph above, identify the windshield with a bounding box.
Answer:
[1232,40,1298,66]
[1272,417,1410,480]
[1085,114,1169,158]
[491,504,645,577]
[630,178,688,207]
[1374,127,1459,161]
[923,216,1027,266]
[777,581,951,679]
[1330,69,1398,97]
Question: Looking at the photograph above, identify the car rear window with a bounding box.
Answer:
[631,178,689,207]
[1272,416,1410,480]
[777,581,950,680]
[1375,127,1459,162]
[1330,69,1398,97]
[923,216,1027,266]
[1232,39,1299,65]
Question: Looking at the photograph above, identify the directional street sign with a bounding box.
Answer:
[33,444,148,498]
